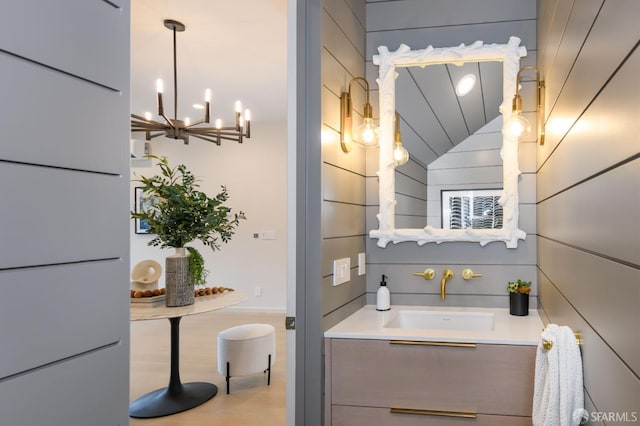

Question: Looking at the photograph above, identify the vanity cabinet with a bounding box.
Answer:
[325,338,536,425]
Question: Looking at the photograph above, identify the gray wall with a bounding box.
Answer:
[365,0,538,308]
[321,0,368,330]
[0,1,130,425]
[536,0,640,418]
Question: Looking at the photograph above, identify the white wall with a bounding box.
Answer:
[130,119,287,312]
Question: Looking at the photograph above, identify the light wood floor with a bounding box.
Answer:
[130,310,287,425]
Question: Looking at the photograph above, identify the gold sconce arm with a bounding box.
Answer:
[505,66,545,145]
[340,77,378,153]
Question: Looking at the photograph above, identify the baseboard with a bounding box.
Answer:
[226,306,287,314]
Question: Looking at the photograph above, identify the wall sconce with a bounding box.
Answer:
[503,66,545,145]
[393,112,409,166]
[340,77,379,153]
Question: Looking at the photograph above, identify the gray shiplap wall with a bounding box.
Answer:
[537,0,640,418]
[365,0,538,307]
[321,0,368,330]
[0,1,130,424]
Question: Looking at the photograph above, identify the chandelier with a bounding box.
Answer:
[131,19,251,145]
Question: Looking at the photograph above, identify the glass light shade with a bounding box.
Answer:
[503,114,532,139]
[355,117,379,147]
[455,74,476,97]
[393,143,409,166]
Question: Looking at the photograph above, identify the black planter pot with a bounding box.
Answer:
[509,292,529,316]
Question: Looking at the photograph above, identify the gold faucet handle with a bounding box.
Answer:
[462,268,482,280]
[412,268,435,280]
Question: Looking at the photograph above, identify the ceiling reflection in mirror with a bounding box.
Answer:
[370,37,527,248]
[394,62,503,230]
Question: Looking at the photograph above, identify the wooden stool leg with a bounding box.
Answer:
[226,361,231,394]
[267,354,272,386]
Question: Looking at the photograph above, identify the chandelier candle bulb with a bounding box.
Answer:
[204,89,211,102]
[215,118,222,129]
[235,100,242,113]
[184,117,191,127]
[144,112,152,121]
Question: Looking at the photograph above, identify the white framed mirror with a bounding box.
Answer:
[370,37,527,248]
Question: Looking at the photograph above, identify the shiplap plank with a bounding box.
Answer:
[322,274,366,316]
[322,125,367,176]
[538,159,640,266]
[538,48,640,200]
[395,193,426,217]
[538,274,640,417]
[0,344,129,426]
[395,172,426,200]
[323,162,366,205]
[366,235,536,265]
[322,295,366,331]
[322,9,364,78]
[429,149,502,170]
[0,54,128,174]
[0,261,127,378]
[324,0,365,57]
[0,164,127,269]
[543,0,603,119]
[540,0,640,159]
[322,236,366,277]
[0,0,128,90]
[538,237,640,375]
[367,0,535,32]
[366,20,536,60]
[427,166,502,186]
[323,202,366,238]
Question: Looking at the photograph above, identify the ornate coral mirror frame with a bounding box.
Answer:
[370,37,528,248]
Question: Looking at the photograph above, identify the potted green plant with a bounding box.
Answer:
[131,156,245,307]
[507,279,531,316]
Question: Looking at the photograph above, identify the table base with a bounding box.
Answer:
[129,382,218,418]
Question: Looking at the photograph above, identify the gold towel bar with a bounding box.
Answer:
[542,332,582,351]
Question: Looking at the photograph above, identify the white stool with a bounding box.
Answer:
[217,323,276,394]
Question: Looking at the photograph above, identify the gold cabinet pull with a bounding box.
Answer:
[390,408,477,419]
[461,268,482,280]
[412,268,435,280]
[390,340,476,348]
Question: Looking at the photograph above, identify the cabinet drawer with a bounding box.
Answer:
[330,339,535,416]
[332,405,532,426]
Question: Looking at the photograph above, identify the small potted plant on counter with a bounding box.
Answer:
[508,279,531,316]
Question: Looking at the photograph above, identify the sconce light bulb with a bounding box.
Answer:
[156,79,164,94]
[393,143,409,166]
[356,117,379,147]
[503,114,532,139]
[205,88,212,102]
[144,112,153,121]
[215,118,222,129]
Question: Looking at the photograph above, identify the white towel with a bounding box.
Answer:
[532,324,584,426]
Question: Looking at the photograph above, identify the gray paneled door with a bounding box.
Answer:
[0,1,131,425]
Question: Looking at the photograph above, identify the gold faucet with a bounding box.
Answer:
[440,269,454,300]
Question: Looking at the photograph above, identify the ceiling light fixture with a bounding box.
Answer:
[455,74,476,97]
[503,66,545,145]
[131,20,251,145]
[340,77,378,153]
[393,112,409,166]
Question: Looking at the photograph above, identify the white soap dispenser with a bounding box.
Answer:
[376,274,391,311]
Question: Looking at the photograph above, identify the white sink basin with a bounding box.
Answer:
[384,309,495,332]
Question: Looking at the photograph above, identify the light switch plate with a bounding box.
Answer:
[333,258,351,286]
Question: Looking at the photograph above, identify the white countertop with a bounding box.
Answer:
[324,305,544,346]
